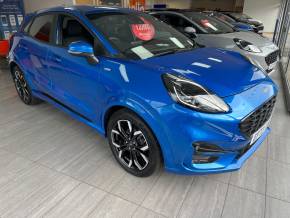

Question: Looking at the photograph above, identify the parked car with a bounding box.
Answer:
[223,12,264,34]
[9,6,278,177]
[203,11,254,32]
[150,10,279,74]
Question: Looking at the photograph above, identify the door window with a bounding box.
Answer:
[29,14,55,43]
[58,15,94,48]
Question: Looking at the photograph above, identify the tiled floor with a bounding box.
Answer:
[0,58,290,218]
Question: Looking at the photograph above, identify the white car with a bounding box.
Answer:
[150,10,279,73]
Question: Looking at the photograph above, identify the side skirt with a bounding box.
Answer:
[33,91,106,136]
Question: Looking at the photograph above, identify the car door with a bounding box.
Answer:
[46,13,104,122]
[19,14,57,94]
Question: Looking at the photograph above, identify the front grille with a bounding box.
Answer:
[265,50,279,66]
[240,96,276,138]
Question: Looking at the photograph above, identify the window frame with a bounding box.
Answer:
[26,13,58,45]
[54,12,108,57]
[23,19,33,33]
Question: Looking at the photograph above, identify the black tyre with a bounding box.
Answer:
[12,66,42,105]
[107,109,162,177]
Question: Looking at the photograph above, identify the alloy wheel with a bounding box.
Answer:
[111,119,150,171]
[14,70,30,104]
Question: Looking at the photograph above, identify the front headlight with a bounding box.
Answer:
[162,74,230,113]
[234,38,262,53]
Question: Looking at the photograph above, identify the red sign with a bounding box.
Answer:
[131,17,155,41]
[129,0,146,11]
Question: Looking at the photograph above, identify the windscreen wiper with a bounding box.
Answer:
[154,48,193,57]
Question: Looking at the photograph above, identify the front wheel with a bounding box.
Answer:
[107,109,162,177]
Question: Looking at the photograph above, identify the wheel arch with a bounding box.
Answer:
[103,104,168,166]
[9,61,18,78]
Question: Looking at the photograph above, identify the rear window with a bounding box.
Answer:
[29,14,54,43]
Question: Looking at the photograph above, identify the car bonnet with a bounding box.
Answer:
[139,47,271,98]
[200,31,274,47]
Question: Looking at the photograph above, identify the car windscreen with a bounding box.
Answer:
[87,12,195,60]
[216,13,236,24]
[183,12,234,34]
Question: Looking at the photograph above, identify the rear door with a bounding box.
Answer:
[19,14,57,94]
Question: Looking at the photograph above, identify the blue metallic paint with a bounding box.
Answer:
[9,6,278,175]
[68,41,95,54]
[234,22,254,32]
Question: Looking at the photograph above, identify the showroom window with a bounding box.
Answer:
[29,14,55,43]
[274,0,290,111]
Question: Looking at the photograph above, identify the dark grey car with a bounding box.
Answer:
[150,11,279,74]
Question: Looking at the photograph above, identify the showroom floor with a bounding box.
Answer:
[0,58,289,218]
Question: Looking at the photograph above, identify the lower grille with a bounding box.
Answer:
[265,50,279,66]
[236,143,252,159]
[240,96,276,138]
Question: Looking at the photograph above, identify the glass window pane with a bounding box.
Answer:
[29,15,54,43]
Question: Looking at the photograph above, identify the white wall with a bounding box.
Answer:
[243,0,281,33]
[24,0,73,13]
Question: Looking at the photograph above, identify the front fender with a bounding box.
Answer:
[101,93,176,169]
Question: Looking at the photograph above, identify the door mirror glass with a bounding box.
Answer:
[184,27,197,38]
[68,41,99,64]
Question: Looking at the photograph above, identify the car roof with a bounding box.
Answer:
[146,8,182,12]
[148,8,202,13]
[149,9,202,15]
[36,5,136,15]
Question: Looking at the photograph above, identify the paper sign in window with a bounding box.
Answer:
[131,46,154,59]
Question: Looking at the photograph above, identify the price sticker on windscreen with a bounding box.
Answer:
[131,17,155,41]
[200,19,218,31]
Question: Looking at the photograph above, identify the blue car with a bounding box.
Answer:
[9,6,278,177]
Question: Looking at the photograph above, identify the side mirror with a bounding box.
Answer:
[68,41,99,64]
[184,27,197,38]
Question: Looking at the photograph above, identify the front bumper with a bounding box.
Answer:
[166,128,269,175]
[246,46,279,74]
[156,82,278,175]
